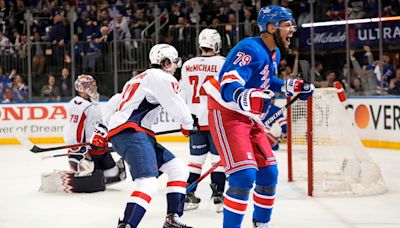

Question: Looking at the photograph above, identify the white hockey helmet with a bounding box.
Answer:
[149,44,182,68]
[75,74,99,102]
[198,28,222,54]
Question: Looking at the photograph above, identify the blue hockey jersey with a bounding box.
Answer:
[218,36,285,103]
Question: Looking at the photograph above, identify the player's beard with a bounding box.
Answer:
[273,30,287,51]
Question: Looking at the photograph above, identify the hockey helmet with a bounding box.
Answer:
[75,74,99,102]
[198,28,222,54]
[149,44,182,68]
[258,5,294,33]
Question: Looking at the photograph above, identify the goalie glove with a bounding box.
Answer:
[181,114,200,137]
[234,88,274,114]
[283,79,315,100]
[68,147,94,176]
[90,123,108,155]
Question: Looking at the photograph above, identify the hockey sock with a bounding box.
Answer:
[123,202,146,226]
[159,158,189,216]
[167,192,186,216]
[123,177,158,226]
[211,171,226,192]
[253,165,278,223]
[223,168,256,228]
[187,172,200,192]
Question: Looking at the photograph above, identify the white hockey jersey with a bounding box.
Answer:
[180,55,225,129]
[64,96,102,151]
[107,68,193,138]
[102,93,122,127]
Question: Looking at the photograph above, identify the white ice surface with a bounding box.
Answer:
[1,143,400,228]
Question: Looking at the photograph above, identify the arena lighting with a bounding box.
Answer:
[301,16,400,28]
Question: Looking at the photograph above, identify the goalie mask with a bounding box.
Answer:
[75,74,99,102]
[198,28,222,54]
[149,44,182,71]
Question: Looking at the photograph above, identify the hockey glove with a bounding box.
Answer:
[235,88,274,114]
[181,114,200,137]
[68,147,94,176]
[283,79,315,100]
[90,123,108,154]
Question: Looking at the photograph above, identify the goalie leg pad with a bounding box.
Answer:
[39,170,74,193]
[39,170,106,193]
[72,170,106,193]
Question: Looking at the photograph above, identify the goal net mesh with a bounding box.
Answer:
[289,88,387,196]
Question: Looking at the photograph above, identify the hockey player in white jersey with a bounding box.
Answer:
[40,75,125,193]
[90,44,197,228]
[180,28,226,213]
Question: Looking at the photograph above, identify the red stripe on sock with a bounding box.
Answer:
[224,196,247,212]
[253,193,275,206]
[167,181,187,187]
[131,191,152,203]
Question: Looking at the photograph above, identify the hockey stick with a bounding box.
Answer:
[264,60,311,126]
[26,129,182,154]
[30,142,91,153]
[186,161,222,193]
[41,146,116,160]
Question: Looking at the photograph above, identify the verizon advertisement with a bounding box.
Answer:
[0,102,179,141]
[345,98,400,145]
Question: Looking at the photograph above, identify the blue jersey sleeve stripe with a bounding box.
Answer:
[268,76,285,93]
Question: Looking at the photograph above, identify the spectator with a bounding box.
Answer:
[131,9,148,39]
[321,70,337,88]
[48,14,67,69]
[361,45,377,95]
[31,31,46,76]
[349,77,365,96]
[326,0,346,21]
[377,53,396,95]
[0,66,11,101]
[58,67,72,99]
[243,7,257,37]
[170,16,192,59]
[0,30,14,56]
[348,0,367,19]
[169,3,183,26]
[41,74,61,102]
[71,34,84,71]
[83,35,100,74]
[216,6,229,23]
[10,73,28,102]
[97,26,113,42]
[313,61,325,87]
[389,68,400,95]
[14,34,28,59]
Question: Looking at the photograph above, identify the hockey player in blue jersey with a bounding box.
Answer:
[204,5,315,228]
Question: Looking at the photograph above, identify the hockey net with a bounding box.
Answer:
[287,88,387,196]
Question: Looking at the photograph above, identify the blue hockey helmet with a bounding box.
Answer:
[258,5,294,33]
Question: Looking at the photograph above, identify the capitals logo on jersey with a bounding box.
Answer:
[171,82,180,94]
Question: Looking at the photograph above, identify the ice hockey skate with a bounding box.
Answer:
[210,183,223,213]
[163,213,193,228]
[253,219,269,228]
[184,192,201,211]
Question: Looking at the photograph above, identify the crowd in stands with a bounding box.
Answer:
[0,0,399,103]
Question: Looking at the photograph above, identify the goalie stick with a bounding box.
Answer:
[24,129,182,153]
